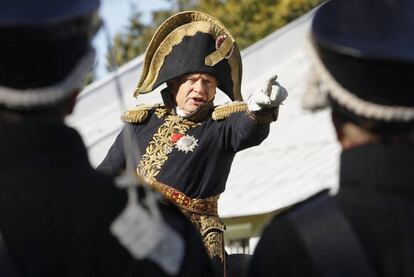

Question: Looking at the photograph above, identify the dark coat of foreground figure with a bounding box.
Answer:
[0,122,214,277]
[0,1,213,276]
[249,144,414,277]
[249,0,414,276]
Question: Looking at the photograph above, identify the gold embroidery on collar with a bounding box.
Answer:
[154,107,168,118]
[137,114,195,180]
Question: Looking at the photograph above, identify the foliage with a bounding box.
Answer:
[106,0,324,71]
[106,10,156,71]
[83,60,98,85]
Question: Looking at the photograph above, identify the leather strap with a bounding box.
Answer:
[287,192,377,277]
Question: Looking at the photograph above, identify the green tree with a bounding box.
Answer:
[106,0,323,70]
[105,9,156,71]
[83,60,98,85]
[277,0,323,23]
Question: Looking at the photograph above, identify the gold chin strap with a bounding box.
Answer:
[205,36,234,66]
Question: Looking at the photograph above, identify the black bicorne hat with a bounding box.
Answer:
[0,0,100,109]
[304,0,414,133]
[135,11,243,101]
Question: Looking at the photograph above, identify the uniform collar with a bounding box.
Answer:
[340,143,414,195]
[171,102,214,123]
[0,121,89,167]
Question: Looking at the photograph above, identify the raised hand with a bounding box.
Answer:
[248,75,288,112]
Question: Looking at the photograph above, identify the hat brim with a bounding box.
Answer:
[134,11,242,101]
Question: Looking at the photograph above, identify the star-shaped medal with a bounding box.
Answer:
[171,133,198,153]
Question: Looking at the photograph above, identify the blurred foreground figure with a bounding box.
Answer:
[0,1,213,276]
[97,11,287,276]
[249,0,414,276]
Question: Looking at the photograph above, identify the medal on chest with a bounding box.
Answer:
[171,133,198,153]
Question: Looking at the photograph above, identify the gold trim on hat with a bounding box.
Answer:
[205,36,234,66]
[134,11,242,101]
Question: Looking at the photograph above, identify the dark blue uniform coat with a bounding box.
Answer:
[98,106,271,199]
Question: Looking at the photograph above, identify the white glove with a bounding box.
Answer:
[248,75,288,112]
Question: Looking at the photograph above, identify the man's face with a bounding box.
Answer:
[172,73,218,115]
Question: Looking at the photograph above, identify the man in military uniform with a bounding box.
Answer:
[248,0,414,276]
[0,1,214,276]
[98,11,288,277]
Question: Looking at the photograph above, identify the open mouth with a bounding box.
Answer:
[191,97,206,105]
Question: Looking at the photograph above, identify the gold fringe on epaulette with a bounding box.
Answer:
[121,104,161,123]
[212,101,248,120]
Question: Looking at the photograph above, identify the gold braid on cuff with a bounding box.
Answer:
[249,106,279,124]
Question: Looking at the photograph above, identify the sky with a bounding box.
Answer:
[93,0,170,79]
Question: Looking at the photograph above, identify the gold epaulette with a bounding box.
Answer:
[212,101,248,120]
[121,104,162,123]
